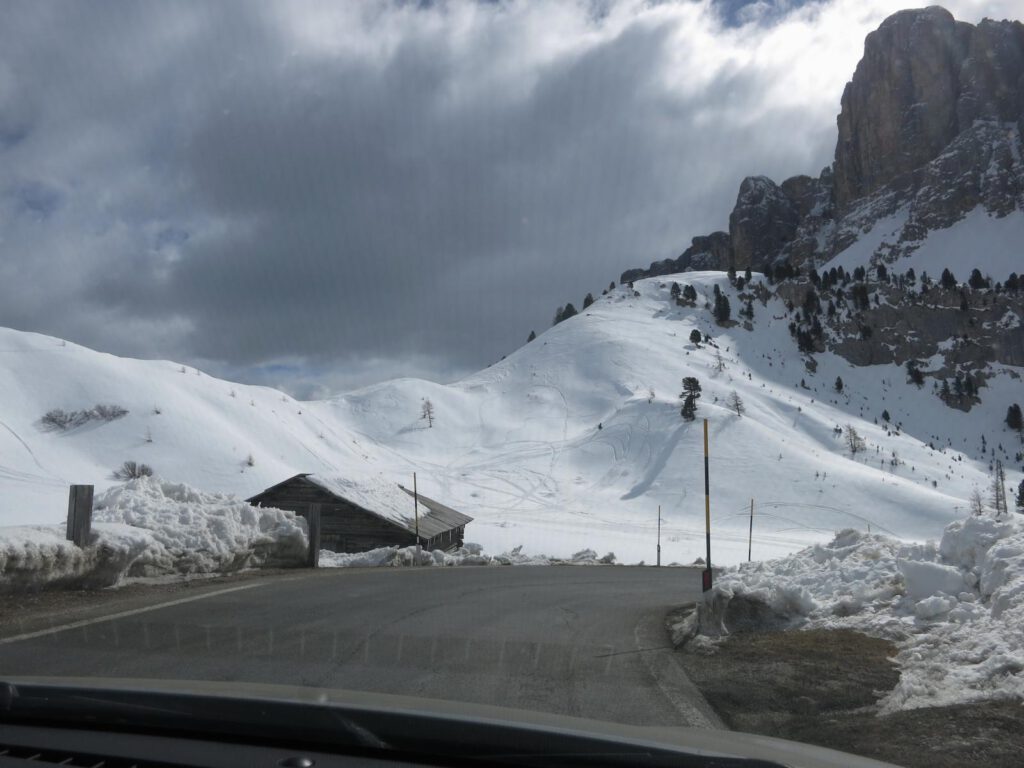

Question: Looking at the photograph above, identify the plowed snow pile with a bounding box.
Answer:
[0,477,307,589]
[318,544,614,568]
[706,512,1024,711]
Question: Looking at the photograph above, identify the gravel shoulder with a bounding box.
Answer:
[672,618,1024,768]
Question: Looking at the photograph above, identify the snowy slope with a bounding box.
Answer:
[824,204,1024,279]
[1,273,1020,565]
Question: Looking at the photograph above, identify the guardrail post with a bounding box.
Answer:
[66,484,94,547]
[307,503,321,568]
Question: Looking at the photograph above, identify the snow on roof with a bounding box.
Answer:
[303,474,471,537]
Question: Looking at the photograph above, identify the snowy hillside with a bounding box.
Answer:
[1,272,1020,565]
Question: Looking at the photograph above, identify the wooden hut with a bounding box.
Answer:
[247,473,472,553]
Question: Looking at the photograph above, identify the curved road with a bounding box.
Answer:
[0,566,717,728]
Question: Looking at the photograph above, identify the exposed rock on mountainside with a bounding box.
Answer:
[835,6,1024,211]
[728,176,802,270]
[622,6,1024,282]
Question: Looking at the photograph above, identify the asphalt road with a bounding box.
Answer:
[0,566,717,727]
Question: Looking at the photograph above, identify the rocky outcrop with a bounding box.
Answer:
[728,176,801,269]
[834,7,1024,212]
[620,6,1024,284]
[620,231,731,283]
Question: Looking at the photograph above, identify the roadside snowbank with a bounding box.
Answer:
[319,544,616,568]
[0,477,307,590]
[696,513,1024,711]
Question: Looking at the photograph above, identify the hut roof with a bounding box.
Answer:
[250,473,472,538]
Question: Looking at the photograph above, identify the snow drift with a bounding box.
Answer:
[318,544,616,568]
[688,512,1024,711]
[0,477,307,590]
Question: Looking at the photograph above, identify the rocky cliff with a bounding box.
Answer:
[621,5,1024,284]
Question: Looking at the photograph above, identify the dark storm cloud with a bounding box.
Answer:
[4,0,996,395]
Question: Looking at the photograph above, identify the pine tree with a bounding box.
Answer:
[744,267,752,282]
[689,329,702,346]
[680,377,702,421]
[882,409,891,422]
[968,269,988,290]
[683,284,698,302]
[906,360,924,388]
[1005,403,1023,433]
[834,376,843,393]
[713,293,731,324]
[670,282,681,300]
[727,390,745,417]
[1016,479,1024,512]
[681,396,698,421]
[583,293,595,309]
[940,268,957,290]
[527,330,536,343]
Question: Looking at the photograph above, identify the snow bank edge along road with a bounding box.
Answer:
[0,476,622,590]
[684,510,1024,712]
[0,477,309,590]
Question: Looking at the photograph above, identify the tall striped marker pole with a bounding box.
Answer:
[413,472,421,564]
[702,418,713,593]
[656,505,661,567]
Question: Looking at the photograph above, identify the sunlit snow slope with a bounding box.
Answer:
[1,272,1019,565]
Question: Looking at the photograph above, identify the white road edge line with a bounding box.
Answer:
[634,614,725,730]
[0,582,265,646]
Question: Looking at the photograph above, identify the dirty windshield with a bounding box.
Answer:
[1,2,1023,767]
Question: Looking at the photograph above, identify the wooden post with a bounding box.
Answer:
[656,505,661,567]
[307,503,321,568]
[66,484,94,547]
[748,498,754,562]
[413,472,421,564]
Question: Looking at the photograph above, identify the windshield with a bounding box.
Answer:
[1,2,1023,767]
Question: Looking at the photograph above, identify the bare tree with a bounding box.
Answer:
[844,424,865,455]
[727,390,745,417]
[969,487,985,516]
[421,399,435,428]
[713,350,726,373]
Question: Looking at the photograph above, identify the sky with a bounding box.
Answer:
[1,0,1020,397]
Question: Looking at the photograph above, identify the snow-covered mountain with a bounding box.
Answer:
[2,269,1018,565]
[3,7,1022,568]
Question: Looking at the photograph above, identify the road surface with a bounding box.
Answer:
[0,566,717,727]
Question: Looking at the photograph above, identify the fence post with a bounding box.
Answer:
[307,503,321,568]
[66,484,94,547]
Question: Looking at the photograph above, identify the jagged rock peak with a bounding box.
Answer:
[728,176,800,270]
[834,5,1024,211]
